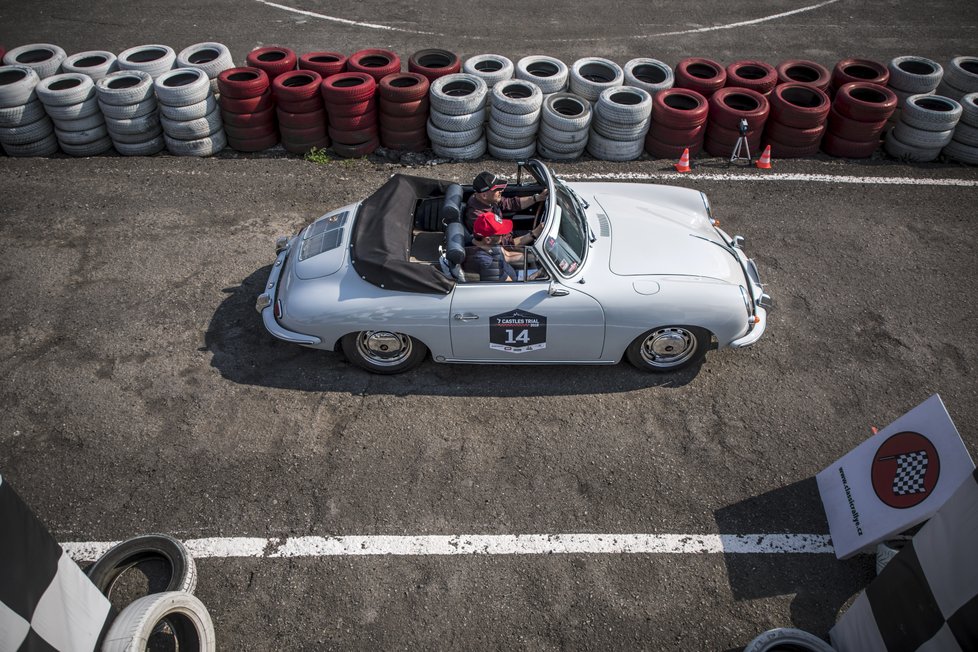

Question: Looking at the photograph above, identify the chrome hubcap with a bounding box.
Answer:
[356,331,412,367]
[640,328,697,368]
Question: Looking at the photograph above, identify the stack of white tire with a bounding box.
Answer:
[2,43,66,79]
[95,70,165,156]
[37,72,113,156]
[427,73,488,160]
[944,92,978,164]
[0,65,59,157]
[537,92,592,160]
[936,56,978,102]
[570,57,624,103]
[117,44,176,78]
[155,67,226,156]
[884,94,961,162]
[462,54,514,89]
[487,80,542,160]
[176,43,234,97]
[886,55,943,107]
[623,58,674,97]
[516,56,569,96]
[61,51,118,82]
[587,86,652,161]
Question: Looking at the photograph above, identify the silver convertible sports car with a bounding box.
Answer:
[257,160,771,374]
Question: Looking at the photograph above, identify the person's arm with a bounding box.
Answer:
[512,222,544,247]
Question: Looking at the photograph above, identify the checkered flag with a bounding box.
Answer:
[890,450,929,495]
[1,474,112,651]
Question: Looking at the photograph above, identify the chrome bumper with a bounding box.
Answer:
[729,306,767,348]
[259,245,322,346]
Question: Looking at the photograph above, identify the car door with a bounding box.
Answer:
[448,280,605,362]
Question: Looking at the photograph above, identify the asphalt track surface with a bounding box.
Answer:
[2,0,978,649]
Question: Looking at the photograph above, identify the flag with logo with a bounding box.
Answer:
[816,394,976,559]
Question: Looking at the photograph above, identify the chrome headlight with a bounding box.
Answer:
[255,293,271,313]
[275,236,290,254]
[739,286,751,316]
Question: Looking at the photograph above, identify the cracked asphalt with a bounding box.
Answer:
[2,0,978,649]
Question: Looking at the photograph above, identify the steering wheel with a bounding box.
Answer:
[532,195,546,229]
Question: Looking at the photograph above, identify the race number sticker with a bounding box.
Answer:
[489,309,547,353]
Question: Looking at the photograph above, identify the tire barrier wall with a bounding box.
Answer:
[378,72,429,153]
[2,44,978,164]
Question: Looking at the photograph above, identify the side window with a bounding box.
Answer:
[502,246,550,282]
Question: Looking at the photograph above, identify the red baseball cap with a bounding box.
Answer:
[473,210,513,237]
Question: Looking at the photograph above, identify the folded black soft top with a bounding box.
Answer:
[350,174,456,295]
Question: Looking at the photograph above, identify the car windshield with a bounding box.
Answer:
[541,177,589,276]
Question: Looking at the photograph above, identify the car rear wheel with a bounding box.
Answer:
[342,331,428,374]
[626,326,710,372]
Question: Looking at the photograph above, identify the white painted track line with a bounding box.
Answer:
[560,172,978,187]
[61,533,834,562]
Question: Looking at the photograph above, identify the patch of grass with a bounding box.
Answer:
[304,147,332,164]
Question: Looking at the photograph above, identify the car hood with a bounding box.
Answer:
[592,193,745,283]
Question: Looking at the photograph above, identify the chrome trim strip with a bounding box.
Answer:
[261,247,322,346]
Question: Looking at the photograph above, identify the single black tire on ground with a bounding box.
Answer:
[101,592,216,652]
[743,628,835,652]
[341,331,428,374]
[86,534,197,599]
[626,326,710,372]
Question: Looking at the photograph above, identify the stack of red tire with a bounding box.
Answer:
[378,72,429,152]
[272,69,329,155]
[830,58,889,95]
[246,46,297,82]
[347,48,400,82]
[764,83,831,158]
[321,72,379,157]
[705,87,769,157]
[408,49,460,82]
[776,60,832,93]
[822,81,897,158]
[217,67,279,152]
[298,51,347,78]
[644,88,708,159]
[674,58,726,98]
[725,60,778,95]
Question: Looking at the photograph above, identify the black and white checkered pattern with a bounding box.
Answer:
[0,474,112,652]
[831,468,978,652]
[892,450,929,495]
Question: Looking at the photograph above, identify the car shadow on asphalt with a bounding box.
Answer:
[713,478,874,641]
[204,267,703,397]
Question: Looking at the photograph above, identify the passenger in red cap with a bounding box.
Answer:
[464,170,548,243]
[468,210,519,282]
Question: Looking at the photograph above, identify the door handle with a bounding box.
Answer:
[453,313,480,321]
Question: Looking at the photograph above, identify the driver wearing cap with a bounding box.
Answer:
[464,171,548,246]
[468,211,520,282]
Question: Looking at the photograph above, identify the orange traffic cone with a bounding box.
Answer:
[756,145,772,169]
[674,147,691,173]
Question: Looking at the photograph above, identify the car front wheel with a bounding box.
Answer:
[341,331,428,374]
[626,326,710,372]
